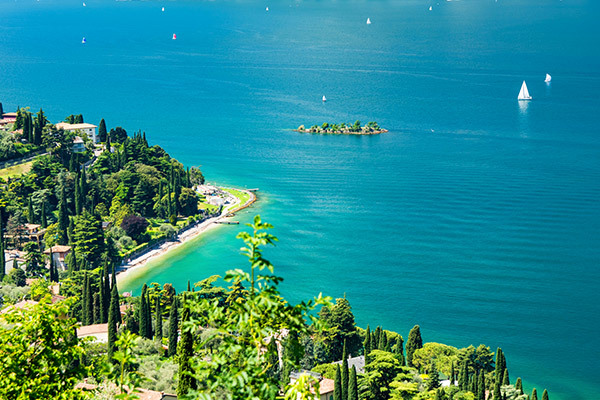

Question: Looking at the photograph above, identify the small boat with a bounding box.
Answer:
[322,95,327,102]
[266,6,269,11]
[545,73,552,83]
[518,80,532,101]
[162,7,165,12]
[83,2,86,6]
[366,18,371,24]
[81,37,86,44]
[172,33,177,40]
[429,6,433,11]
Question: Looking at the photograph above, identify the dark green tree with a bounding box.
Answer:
[541,389,549,400]
[0,238,4,282]
[107,284,118,362]
[405,325,423,367]
[348,365,358,400]
[334,364,342,400]
[493,381,501,400]
[57,186,69,245]
[342,339,349,400]
[110,264,121,324]
[177,298,197,397]
[93,293,100,324]
[318,296,361,362]
[40,203,47,228]
[139,284,149,339]
[155,294,163,340]
[98,118,107,142]
[427,364,441,391]
[515,377,523,394]
[102,263,110,322]
[458,360,469,390]
[73,211,105,266]
[502,368,509,386]
[27,197,34,224]
[168,297,179,357]
[477,371,485,400]
[531,388,538,400]
[364,325,372,364]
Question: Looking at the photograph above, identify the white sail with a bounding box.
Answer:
[162,7,165,12]
[266,6,269,11]
[429,6,432,11]
[545,73,552,83]
[322,96,327,102]
[366,18,371,24]
[518,80,532,100]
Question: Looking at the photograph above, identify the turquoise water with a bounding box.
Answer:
[1,0,599,398]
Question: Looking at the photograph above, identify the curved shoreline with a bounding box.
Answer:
[116,188,257,286]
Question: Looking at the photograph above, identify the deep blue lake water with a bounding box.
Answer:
[1,0,599,398]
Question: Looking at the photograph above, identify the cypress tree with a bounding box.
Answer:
[477,371,485,400]
[187,280,191,292]
[102,262,110,322]
[155,294,163,340]
[363,325,371,365]
[28,113,34,143]
[515,378,523,395]
[541,389,549,400]
[58,187,69,245]
[177,298,197,396]
[49,250,59,282]
[458,360,469,390]
[168,297,179,357]
[502,368,509,386]
[85,272,93,325]
[106,132,111,152]
[348,365,358,400]
[27,197,34,224]
[107,284,118,362]
[98,118,107,142]
[531,388,538,400]
[98,274,105,324]
[450,361,455,385]
[145,291,153,338]
[74,174,82,215]
[0,102,3,116]
[81,272,89,324]
[493,381,501,400]
[110,264,121,324]
[333,364,342,400]
[139,285,147,337]
[342,339,349,400]
[93,293,100,324]
[405,325,423,367]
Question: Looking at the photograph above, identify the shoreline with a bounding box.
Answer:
[116,187,257,286]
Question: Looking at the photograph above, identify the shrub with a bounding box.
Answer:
[121,215,149,242]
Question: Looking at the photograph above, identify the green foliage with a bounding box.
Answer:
[178,215,330,399]
[0,296,88,399]
[361,350,402,400]
[412,342,458,377]
[348,365,358,400]
[312,363,338,379]
[74,211,105,267]
[317,296,362,362]
[334,364,342,400]
[7,267,26,286]
[406,325,423,367]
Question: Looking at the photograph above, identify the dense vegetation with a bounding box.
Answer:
[297,121,386,135]
[0,104,549,399]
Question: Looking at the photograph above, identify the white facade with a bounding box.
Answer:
[55,122,99,143]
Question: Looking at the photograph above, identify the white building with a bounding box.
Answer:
[55,122,99,143]
[72,136,86,153]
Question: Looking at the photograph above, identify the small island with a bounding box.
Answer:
[296,120,388,135]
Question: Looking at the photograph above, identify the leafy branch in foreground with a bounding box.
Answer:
[181,215,331,400]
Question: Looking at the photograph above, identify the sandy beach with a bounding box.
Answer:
[116,188,256,286]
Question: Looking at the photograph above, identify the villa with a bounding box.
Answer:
[55,122,99,143]
[289,371,334,400]
[72,136,86,153]
[43,245,72,270]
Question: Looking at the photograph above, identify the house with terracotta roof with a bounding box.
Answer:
[55,122,98,143]
[75,381,177,399]
[289,371,335,400]
[43,245,71,270]
[76,323,109,342]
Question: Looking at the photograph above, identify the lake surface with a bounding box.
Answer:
[1,0,599,398]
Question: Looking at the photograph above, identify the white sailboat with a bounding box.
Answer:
[81,37,86,44]
[266,6,269,11]
[366,18,371,24]
[83,2,86,6]
[322,95,327,102]
[429,6,433,11]
[545,73,552,83]
[162,7,165,12]
[518,80,532,100]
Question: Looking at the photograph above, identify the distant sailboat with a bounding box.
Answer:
[81,37,86,44]
[266,6,269,11]
[545,73,552,83]
[172,33,177,40]
[366,18,371,25]
[322,95,327,102]
[518,81,532,100]
[82,2,86,6]
[162,7,165,12]
[429,6,433,11]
